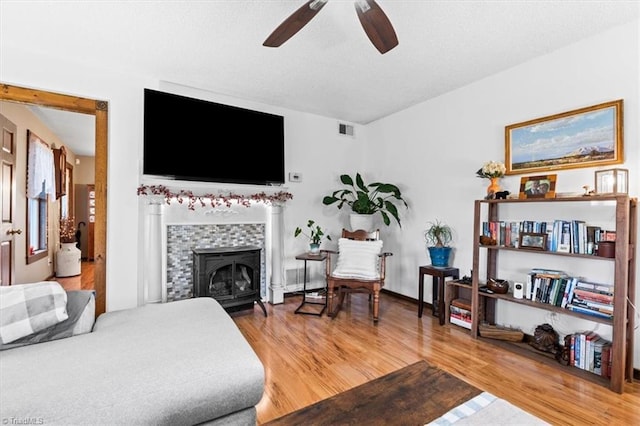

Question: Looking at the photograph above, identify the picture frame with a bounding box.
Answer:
[519,174,557,199]
[505,99,623,175]
[519,232,547,251]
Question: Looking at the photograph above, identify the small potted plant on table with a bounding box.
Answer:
[295,219,331,254]
[424,219,454,267]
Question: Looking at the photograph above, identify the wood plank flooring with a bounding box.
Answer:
[54,261,95,291]
[231,292,640,426]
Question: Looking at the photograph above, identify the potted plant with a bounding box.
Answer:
[294,219,331,254]
[424,219,453,267]
[322,172,408,230]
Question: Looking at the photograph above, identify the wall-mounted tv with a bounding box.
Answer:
[143,88,285,186]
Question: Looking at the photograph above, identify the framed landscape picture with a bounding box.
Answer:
[505,100,623,175]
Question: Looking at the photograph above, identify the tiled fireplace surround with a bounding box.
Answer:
[142,196,285,306]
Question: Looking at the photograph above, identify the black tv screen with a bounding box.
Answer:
[143,88,285,185]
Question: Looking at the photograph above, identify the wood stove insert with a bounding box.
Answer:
[192,246,267,316]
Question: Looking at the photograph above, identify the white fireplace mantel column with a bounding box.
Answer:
[143,196,165,305]
[268,203,285,304]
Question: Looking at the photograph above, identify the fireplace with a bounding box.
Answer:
[192,246,267,316]
[141,194,287,306]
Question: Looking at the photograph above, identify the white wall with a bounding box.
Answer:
[1,14,638,367]
[367,20,639,367]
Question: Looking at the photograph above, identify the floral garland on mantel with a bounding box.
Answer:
[137,184,293,210]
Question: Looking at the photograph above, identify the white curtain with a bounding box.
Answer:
[27,138,55,198]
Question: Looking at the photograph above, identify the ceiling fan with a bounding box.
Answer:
[263,0,399,54]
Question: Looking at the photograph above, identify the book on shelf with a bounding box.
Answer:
[449,305,471,329]
[585,331,600,372]
[569,334,576,368]
[451,298,471,311]
[557,221,572,253]
[527,268,567,302]
[510,222,520,248]
[560,277,579,308]
[592,337,610,375]
[570,297,614,314]
[586,225,601,254]
[571,220,586,254]
[601,343,612,378]
[572,288,614,305]
[601,230,616,242]
[551,278,568,306]
[575,280,615,293]
[566,304,613,319]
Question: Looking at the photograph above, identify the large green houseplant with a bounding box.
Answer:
[322,172,408,228]
[424,220,454,267]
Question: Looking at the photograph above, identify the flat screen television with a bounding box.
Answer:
[143,88,285,185]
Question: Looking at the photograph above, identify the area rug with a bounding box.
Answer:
[264,360,547,425]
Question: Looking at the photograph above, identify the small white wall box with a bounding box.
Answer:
[595,168,628,194]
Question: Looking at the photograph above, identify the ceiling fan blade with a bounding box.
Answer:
[263,0,329,48]
[355,0,398,54]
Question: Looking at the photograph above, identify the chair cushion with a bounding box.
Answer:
[332,238,383,280]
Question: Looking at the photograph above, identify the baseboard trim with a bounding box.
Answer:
[382,288,432,306]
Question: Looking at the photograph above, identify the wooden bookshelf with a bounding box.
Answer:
[469,195,636,393]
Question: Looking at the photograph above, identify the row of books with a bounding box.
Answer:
[449,299,471,329]
[569,332,612,377]
[525,269,614,319]
[481,220,615,254]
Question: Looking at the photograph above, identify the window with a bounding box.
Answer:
[27,187,48,263]
[26,130,54,264]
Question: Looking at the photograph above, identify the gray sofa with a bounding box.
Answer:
[0,296,265,425]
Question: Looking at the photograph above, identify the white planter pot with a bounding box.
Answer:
[56,242,81,277]
[349,213,375,232]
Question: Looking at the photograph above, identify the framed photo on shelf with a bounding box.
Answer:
[519,232,547,250]
[504,99,623,175]
[519,174,557,199]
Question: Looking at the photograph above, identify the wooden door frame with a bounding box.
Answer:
[0,83,107,316]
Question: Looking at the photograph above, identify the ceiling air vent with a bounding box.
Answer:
[338,123,354,137]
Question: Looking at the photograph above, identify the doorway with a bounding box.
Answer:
[0,83,108,316]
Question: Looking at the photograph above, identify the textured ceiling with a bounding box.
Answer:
[1,1,638,155]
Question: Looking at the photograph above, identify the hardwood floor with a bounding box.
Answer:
[54,260,95,291]
[232,292,640,425]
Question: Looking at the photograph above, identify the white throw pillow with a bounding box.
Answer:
[332,238,383,280]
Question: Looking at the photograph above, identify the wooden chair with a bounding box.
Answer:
[322,229,392,322]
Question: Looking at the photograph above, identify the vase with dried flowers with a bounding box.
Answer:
[56,217,81,277]
[476,160,506,195]
[59,217,77,244]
